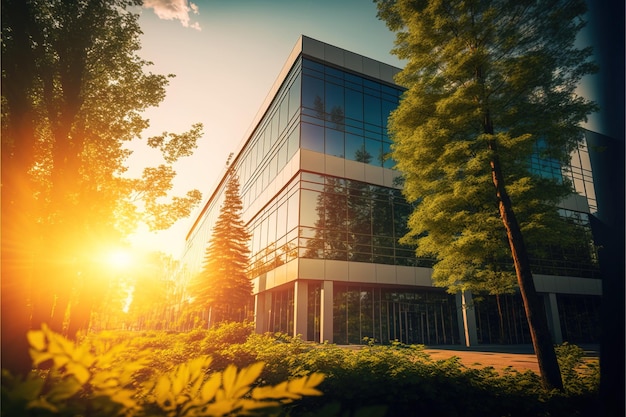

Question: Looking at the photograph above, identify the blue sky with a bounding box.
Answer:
[128,0,404,257]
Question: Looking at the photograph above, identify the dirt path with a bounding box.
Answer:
[423,349,541,373]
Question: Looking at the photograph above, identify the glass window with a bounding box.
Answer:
[279,96,289,136]
[325,65,344,79]
[364,94,381,126]
[300,189,321,227]
[303,58,325,73]
[287,190,299,232]
[302,75,324,110]
[381,99,396,129]
[288,125,299,160]
[325,128,344,158]
[365,138,382,166]
[289,73,301,119]
[345,89,363,121]
[325,82,344,118]
[345,133,364,162]
[301,122,324,153]
[277,201,287,239]
[267,210,277,247]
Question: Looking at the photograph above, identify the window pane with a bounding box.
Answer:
[289,73,301,118]
[325,82,344,121]
[365,138,383,166]
[300,189,321,227]
[345,133,364,162]
[364,94,381,126]
[325,128,344,158]
[301,122,324,153]
[302,75,324,110]
[345,89,363,121]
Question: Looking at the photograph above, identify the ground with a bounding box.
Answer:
[423,344,600,373]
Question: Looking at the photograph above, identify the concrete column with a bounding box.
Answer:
[544,293,563,344]
[319,280,334,343]
[293,280,308,340]
[456,290,478,347]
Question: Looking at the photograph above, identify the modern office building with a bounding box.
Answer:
[181,35,602,346]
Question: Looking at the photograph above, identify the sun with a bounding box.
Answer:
[106,249,133,270]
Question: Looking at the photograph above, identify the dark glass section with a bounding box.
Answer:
[298,173,420,267]
[557,294,601,343]
[307,282,322,342]
[333,286,458,345]
[299,58,403,168]
[269,286,295,335]
[473,292,600,344]
[528,209,600,278]
[473,293,532,344]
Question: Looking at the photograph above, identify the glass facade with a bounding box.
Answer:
[183,36,602,347]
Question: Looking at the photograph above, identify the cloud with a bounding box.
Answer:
[143,0,201,30]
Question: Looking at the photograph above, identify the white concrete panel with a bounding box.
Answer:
[364,164,384,186]
[348,261,376,283]
[286,258,298,283]
[273,266,287,286]
[375,264,396,284]
[383,168,401,188]
[266,272,275,290]
[325,260,349,282]
[300,150,325,174]
[396,265,416,285]
[325,155,345,177]
[415,267,433,286]
[299,258,325,279]
[344,159,366,182]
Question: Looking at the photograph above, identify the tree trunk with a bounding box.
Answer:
[495,294,505,344]
[488,138,563,390]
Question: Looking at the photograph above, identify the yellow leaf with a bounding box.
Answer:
[65,362,90,385]
[27,330,46,351]
[236,362,264,390]
[200,372,221,403]
[221,365,237,398]
[154,376,171,404]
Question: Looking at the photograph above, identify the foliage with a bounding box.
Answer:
[2,325,325,417]
[375,0,597,390]
[189,173,252,325]
[1,0,203,374]
[2,324,600,416]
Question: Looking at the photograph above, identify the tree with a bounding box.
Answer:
[1,0,202,376]
[376,0,597,390]
[191,171,252,326]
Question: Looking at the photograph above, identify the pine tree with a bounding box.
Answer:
[376,0,597,390]
[192,172,252,325]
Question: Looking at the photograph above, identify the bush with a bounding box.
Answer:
[2,326,600,417]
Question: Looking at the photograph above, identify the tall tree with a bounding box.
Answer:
[191,171,252,326]
[376,0,597,390]
[1,0,202,376]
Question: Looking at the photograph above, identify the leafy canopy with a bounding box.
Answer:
[376,0,597,293]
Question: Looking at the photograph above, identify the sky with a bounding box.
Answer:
[127,0,404,258]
